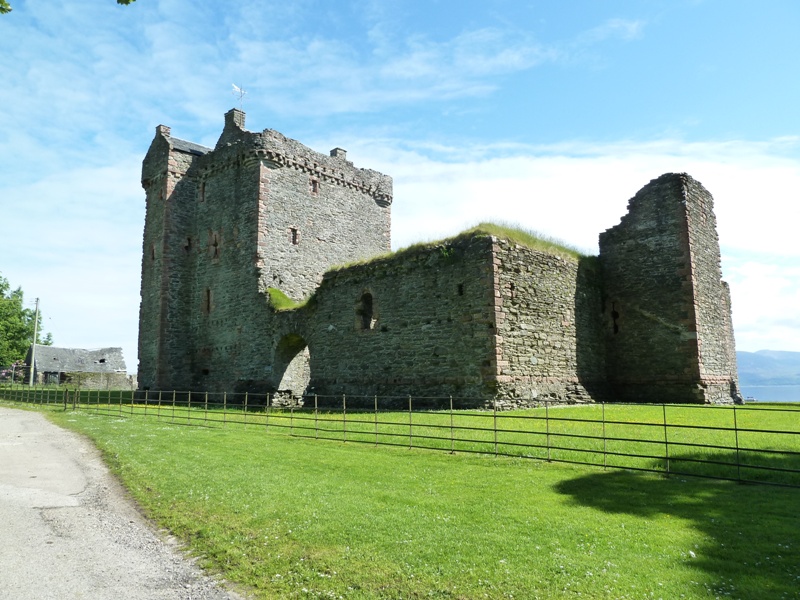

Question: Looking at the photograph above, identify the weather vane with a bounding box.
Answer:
[231,84,247,110]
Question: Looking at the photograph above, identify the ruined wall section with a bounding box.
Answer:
[301,235,498,403]
[599,173,738,403]
[492,240,606,406]
[683,176,741,402]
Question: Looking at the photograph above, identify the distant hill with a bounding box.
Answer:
[736,350,800,386]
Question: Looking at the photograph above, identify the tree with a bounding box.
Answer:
[1,0,135,15]
[0,273,52,367]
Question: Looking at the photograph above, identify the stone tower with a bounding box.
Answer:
[599,173,741,404]
[138,109,392,391]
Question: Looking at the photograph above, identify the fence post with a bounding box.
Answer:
[450,395,454,454]
[144,389,149,417]
[63,387,67,411]
[244,392,248,428]
[602,402,607,470]
[72,389,76,411]
[290,404,294,436]
[171,390,176,423]
[204,391,209,423]
[265,393,270,430]
[374,395,378,446]
[493,397,498,456]
[223,391,227,426]
[315,394,319,440]
[546,400,551,461]
[408,395,413,449]
[187,390,192,424]
[342,394,347,443]
[733,404,741,482]
[662,403,670,477]
[157,390,162,420]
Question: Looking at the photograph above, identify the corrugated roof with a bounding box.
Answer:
[30,346,127,373]
[171,137,211,156]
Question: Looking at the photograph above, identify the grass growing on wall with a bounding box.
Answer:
[328,221,588,273]
[465,222,587,260]
[267,287,315,312]
[36,406,800,600]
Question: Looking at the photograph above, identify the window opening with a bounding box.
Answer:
[357,292,376,330]
[199,181,206,202]
[611,302,620,334]
[290,228,299,245]
[310,178,320,194]
[457,283,464,296]
[203,288,213,314]
[208,231,220,258]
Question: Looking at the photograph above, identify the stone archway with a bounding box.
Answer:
[273,333,310,406]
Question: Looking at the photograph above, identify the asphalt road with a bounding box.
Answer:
[0,406,246,600]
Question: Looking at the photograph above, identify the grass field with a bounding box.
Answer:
[5,400,795,599]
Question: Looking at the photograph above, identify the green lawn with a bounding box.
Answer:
[14,402,798,600]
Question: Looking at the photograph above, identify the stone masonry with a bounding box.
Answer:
[138,110,741,406]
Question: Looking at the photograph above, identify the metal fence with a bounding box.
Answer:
[2,385,799,488]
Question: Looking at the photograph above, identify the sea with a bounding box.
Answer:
[740,385,800,403]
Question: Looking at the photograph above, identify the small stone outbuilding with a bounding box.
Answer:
[27,345,135,389]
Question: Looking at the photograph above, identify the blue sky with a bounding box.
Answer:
[1,0,798,373]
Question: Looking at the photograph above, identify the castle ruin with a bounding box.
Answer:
[138,109,741,406]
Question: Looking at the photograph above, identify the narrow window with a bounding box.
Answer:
[203,288,213,314]
[208,231,220,258]
[611,302,620,335]
[457,283,464,296]
[151,244,156,261]
[199,181,206,202]
[509,282,516,299]
[201,368,210,376]
[357,292,376,330]
[310,178,320,194]
[184,237,192,252]
[290,228,299,245]
[98,358,106,364]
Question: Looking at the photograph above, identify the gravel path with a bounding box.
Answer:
[0,406,247,600]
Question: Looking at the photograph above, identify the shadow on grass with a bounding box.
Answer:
[663,448,800,487]
[555,455,800,598]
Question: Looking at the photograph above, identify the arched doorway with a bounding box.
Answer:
[273,333,310,406]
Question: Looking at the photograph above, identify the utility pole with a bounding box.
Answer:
[29,297,39,387]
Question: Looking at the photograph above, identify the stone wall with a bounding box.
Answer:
[492,239,607,406]
[682,176,741,402]
[599,173,740,403]
[298,235,498,405]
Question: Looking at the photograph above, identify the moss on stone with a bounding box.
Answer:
[267,287,315,312]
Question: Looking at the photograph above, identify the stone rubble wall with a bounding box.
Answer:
[599,173,740,403]
[298,235,498,405]
[492,240,607,407]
